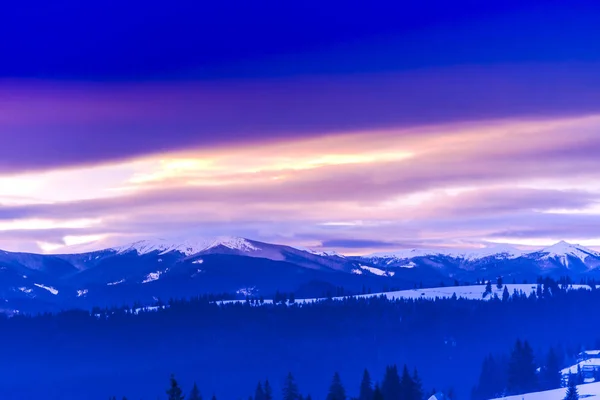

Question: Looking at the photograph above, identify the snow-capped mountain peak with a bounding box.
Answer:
[113,236,261,256]
[536,240,600,263]
[367,243,525,261]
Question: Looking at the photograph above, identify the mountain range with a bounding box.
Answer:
[1,237,599,313]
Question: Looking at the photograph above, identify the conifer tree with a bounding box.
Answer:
[399,365,415,400]
[564,374,579,400]
[189,382,202,400]
[255,382,266,400]
[502,286,510,302]
[507,340,538,394]
[326,372,346,400]
[358,369,374,400]
[282,372,300,400]
[264,380,273,400]
[372,385,384,400]
[382,365,401,400]
[305,395,312,400]
[412,368,424,400]
[541,347,562,390]
[166,374,185,400]
[211,395,217,400]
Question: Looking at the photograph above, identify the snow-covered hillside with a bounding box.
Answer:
[113,236,261,256]
[489,381,600,400]
[219,283,594,305]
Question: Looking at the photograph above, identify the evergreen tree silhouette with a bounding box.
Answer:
[412,368,424,400]
[189,382,202,400]
[264,380,273,400]
[399,365,415,400]
[282,372,300,400]
[255,382,266,400]
[502,286,510,302]
[564,374,579,400]
[166,374,185,400]
[372,384,384,400]
[507,340,538,394]
[326,372,346,400]
[542,347,561,390]
[358,369,374,400]
[382,365,401,400]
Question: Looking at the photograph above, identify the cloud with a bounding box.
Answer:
[1,63,600,173]
[1,114,600,253]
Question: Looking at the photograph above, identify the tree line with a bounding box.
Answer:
[111,365,448,400]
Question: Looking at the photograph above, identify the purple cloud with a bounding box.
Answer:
[1,62,600,172]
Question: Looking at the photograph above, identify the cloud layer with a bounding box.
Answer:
[2,111,600,254]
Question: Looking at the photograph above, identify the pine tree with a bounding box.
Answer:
[166,375,185,400]
[411,368,424,400]
[326,372,346,400]
[282,372,300,400]
[372,384,384,400]
[211,395,217,400]
[541,347,562,390]
[507,340,538,394]
[382,365,401,400]
[358,369,374,400]
[502,286,510,302]
[496,277,503,289]
[399,365,415,400]
[255,382,266,400]
[564,374,579,400]
[264,380,273,400]
[189,382,202,400]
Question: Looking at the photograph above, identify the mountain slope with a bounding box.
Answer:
[0,238,599,313]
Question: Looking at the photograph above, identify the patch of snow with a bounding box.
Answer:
[34,283,58,295]
[107,279,125,286]
[490,381,600,400]
[402,261,417,269]
[359,264,394,277]
[18,287,33,294]
[77,289,88,297]
[192,259,204,264]
[142,271,163,284]
[128,305,167,315]
[191,268,203,278]
[112,236,260,256]
[236,287,257,296]
[22,275,27,279]
[303,248,345,258]
[351,269,363,275]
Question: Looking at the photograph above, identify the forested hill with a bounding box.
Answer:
[1,283,599,399]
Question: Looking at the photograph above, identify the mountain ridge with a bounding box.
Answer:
[0,237,599,314]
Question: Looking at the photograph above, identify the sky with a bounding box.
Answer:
[1,1,600,254]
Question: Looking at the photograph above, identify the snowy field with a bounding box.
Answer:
[219,283,594,305]
[490,381,600,399]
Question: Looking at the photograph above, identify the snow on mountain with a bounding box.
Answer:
[113,236,261,256]
[33,283,58,295]
[489,381,600,400]
[368,243,525,261]
[531,240,600,267]
[359,265,395,277]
